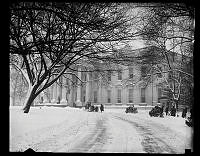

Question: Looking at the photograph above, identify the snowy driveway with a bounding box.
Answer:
[10,107,192,153]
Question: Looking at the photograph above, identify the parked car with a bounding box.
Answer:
[88,105,99,112]
[149,105,163,117]
[88,105,95,112]
[125,106,138,113]
[185,116,193,127]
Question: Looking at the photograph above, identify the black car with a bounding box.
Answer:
[149,106,163,117]
[125,106,138,113]
[88,105,99,112]
[185,117,193,127]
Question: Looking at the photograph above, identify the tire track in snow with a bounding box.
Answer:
[30,119,89,152]
[113,115,176,153]
[68,114,109,152]
[104,113,144,152]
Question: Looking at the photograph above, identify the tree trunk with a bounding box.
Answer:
[12,96,15,106]
[22,86,37,113]
[23,94,36,113]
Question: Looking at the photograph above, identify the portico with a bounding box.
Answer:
[35,69,92,107]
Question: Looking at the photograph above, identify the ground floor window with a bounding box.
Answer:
[83,90,86,102]
[94,91,98,103]
[141,88,145,103]
[107,90,111,103]
[157,87,162,103]
[117,89,121,103]
[128,89,134,103]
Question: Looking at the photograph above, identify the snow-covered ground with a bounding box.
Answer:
[9,106,193,153]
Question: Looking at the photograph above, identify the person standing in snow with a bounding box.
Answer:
[100,104,104,113]
[165,105,169,116]
[171,104,176,117]
[160,105,164,117]
[182,107,187,118]
[165,101,169,116]
[190,108,193,119]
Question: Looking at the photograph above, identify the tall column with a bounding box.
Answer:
[50,84,53,103]
[37,94,41,104]
[98,82,102,105]
[68,75,74,107]
[57,78,61,103]
[51,76,57,103]
[61,76,68,104]
[85,73,90,103]
[43,89,49,103]
[40,91,45,104]
[76,68,82,106]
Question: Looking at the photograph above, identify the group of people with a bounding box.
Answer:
[164,101,192,119]
[85,102,104,112]
[164,105,176,117]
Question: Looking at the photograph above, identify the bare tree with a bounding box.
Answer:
[136,3,194,110]
[10,2,142,113]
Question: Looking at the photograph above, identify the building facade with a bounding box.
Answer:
[34,62,165,107]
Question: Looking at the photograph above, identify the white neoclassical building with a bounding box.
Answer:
[34,46,168,108]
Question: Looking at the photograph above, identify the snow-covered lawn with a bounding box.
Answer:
[10,106,82,137]
[9,106,193,152]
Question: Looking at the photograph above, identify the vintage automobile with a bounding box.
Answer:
[185,116,193,127]
[125,106,138,113]
[88,105,99,112]
[149,105,163,117]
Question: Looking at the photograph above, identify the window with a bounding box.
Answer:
[170,83,173,89]
[174,71,179,79]
[83,90,86,102]
[141,66,147,77]
[118,69,122,80]
[117,89,121,103]
[129,67,133,79]
[94,91,98,103]
[83,73,87,81]
[157,66,162,78]
[141,88,145,103]
[66,79,69,86]
[157,87,162,103]
[94,72,98,80]
[107,71,111,81]
[157,73,162,78]
[128,89,134,103]
[168,71,173,80]
[107,90,111,103]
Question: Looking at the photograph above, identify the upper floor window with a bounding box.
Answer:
[82,73,87,81]
[128,89,134,103]
[118,69,122,80]
[141,88,145,103]
[157,73,162,78]
[141,66,147,77]
[107,71,111,81]
[129,67,133,79]
[156,66,162,78]
[94,72,98,80]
